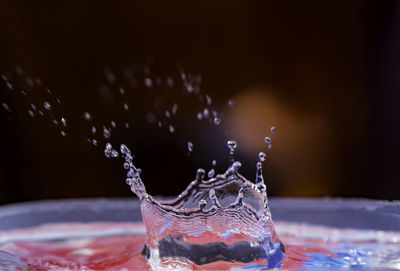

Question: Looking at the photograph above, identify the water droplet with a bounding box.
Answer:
[52,119,59,126]
[203,108,209,118]
[104,143,113,158]
[208,169,215,178]
[83,112,92,121]
[165,110,170,118]
[123,162,130,169]
[61,118,67,127]
[47,89,52,94]
[125,122,129,128]
[259,152,266,162]
[120,87,125,95]
[123,103,129,111]
[1,74,7,81]
[28,110,34,117]
[172,103,178,114]
[30,104,36,110]
[265,137,271,144]
[197,112,203,120]
[227,140,237,151]
[60,130,66,137]
[144,78,152,88]
[111,150,119,158]
[2,103,10,112]
[56,98,61,104]
[91,126,97,134]
[213,117,221,125]
[38,110,43,116]
[212,160,216,167]
[157,121,162,127]
[270,126,276,133]
[92,139,98,146]
[169,125,175,133]
[187,141,193,153]
[103,126,111,139]
[43,102,51,110]
[268,144,272,150]
[120,144,131,156]
[6,82,13,90]
[206,94,212,105]
[21,90,26,96]
[110,121,117,128]
[228,99,235,107]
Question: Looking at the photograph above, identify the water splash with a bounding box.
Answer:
[106,141,285,269]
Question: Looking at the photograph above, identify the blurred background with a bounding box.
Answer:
[0,1,399,205]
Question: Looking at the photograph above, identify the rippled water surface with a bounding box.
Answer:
[1,221,399,271]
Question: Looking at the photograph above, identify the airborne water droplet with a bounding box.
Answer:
[1,103,10,112]
[104,143,113,158]
[83,112,92,121]
[270,126,276,133]
[60,130,66,137]
[212,160,216,167]
[120,144,131,156]
[259,152,266,162]
[103,126,111,139]
[43,102,51,110]
[144,78,152,88]
[213,117,221,125]
[168,125,175,133]
[92,139,98,146]
[197,112,203,120]
[110,121,117,128]
[203,108,209,118]
[172,103,178,114]
[206,94,212,105]
[265,137,271,144]
[91,126,97,134]
[187,141,193,153]
[227,140,237,151]
[123,103,129,111]
[111,150,119,158]
[61,118,67,127]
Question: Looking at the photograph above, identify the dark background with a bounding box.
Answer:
[0,1,399,205]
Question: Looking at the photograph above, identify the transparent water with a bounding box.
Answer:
[0,199,400,271]
[2,64,400,270]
